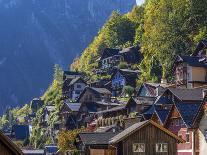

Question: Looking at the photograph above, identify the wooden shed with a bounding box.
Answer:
[109,120,185,155]
[0,130,23,155]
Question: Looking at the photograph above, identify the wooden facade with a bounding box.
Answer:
[110,121,184,155]
[0,131,23,155]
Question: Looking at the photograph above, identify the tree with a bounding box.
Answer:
[123,86,135,97]
[53,64,63,84]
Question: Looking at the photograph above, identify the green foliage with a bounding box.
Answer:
[118,61,128,69]
[123,86,135,97]
[72,11,136,74]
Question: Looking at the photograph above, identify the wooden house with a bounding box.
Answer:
[63,71,82,81]
[78,87,112,103]
[75,132,117,155]
[137,82,174,97]
[63,77,86,100]
[173,40,207,88]
[109,120,185,155]
[99,48,120,70]
[111,69,139,97]
[59,102,81,130]
[98,46,142,71]
[0,130,23,155]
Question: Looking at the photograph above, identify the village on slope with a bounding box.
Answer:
[1,40,207,155]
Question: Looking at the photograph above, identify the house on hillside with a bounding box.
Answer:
[64,77,86,100]
[137,82,174,97]
[78,87,112,103]
[59,102,81,130]
[99,48,120,70]
[109,120,184,155]
[0,130,23,155]
[98,45,142,71]
[75,132,118,155]
[111,69,139,97]
[173,40,207,88]
[63,71,82,81]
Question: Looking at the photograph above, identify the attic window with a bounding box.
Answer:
[186,132,190,143]
[133,143,145,152]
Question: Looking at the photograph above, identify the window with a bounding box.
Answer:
[77,84,81,88]
[156,143,168,152]
[186,133,190,143]
[133,143,145,152]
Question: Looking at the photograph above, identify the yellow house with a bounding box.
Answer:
[174,55,207,88]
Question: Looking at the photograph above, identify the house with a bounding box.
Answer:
[111,69,139,97]
[126,97,156,115]
[77,101,119,128]
[62,71,83,99]
[0,130,23,155]
[30,98,43,113]
[173,40,207,88]
[78,87,112,103]
[98,46,142,70]
[75,132,118,155]
[137,82,174,97]
[194,95,207,155]
[40,105,55,127]
[109,120,185,155]
[63,71,82,81]
[64,77,86,100]
[11,125,30,141]
[59,102,81,130]
[99,48,120,70]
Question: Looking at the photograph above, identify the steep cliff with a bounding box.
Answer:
[0,0,136,114]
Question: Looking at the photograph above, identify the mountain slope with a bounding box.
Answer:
[0,0,136,114]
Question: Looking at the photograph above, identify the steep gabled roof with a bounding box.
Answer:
[168,88,203,101]
[155,108,172,125]
[78,132,118,145]
[64,102,81,112]
[0,130,23,155]
[175,55,207,68]
[192,39,207,56]
[91,87,111,95]
[175,102,202,128]
[109,120,185,144]
[69,77,86,86]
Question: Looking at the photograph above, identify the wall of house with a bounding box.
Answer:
[72,82,86,99]
[79,89,100,103]
[112,71,126,88]
[198,111,207,155]
[0,140,16,155]
[121,124,177,155]
[192,67,206,82]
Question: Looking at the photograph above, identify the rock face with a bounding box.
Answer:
[0,0,136,114]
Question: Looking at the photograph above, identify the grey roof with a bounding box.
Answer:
[96,104,127,114]
[109,120,185,144]
[91,87,111,95]
[168,88,203,101]
[79,132,117,145]
[109,121,148,143]
[69,77,85,86]
[65,102,81,112]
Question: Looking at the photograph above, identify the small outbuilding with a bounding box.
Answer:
[109,120,185,155]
